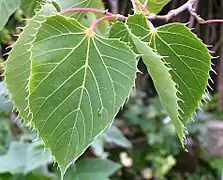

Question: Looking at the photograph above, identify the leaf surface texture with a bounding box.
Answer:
[28,15,137,173]
[4,4,56,121]
[109,14,212,145]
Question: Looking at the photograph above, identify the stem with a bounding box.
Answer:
[201,19,223,24]
[60,8,113,16]
[148,0,196,21]
[60,8,127,35]
[88,14,127,34]
[88,16,116,34]
[147,20,155,31]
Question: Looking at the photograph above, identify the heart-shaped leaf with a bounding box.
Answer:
[129,14,212,144]
[28,15,137,174]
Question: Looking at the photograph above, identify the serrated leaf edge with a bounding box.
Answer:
[26,14,137,178]
[2,6,48,122]
[124,19,187,145]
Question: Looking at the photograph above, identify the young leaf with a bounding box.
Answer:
[28,15,137,175]
[0,141,52,174]
[139,0,170,14]
[3,4,56,122]
[64,158,121,180]
[0,0,21,30]
[126,14,212,144]
[20,0,43,17]
[148,24,212,125]
[126,26,184,144]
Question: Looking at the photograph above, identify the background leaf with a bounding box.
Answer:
[64,158,121,180]
[55,0,102,19]
[0,141,52,174]
[20,0,43,17]
[0,0,21,30]
[104,125,132,149]
[28,15,137,175]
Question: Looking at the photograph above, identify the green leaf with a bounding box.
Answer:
[20,0,43,17]
[148,24,211,124]
[139,0,170,14]
[0,167,57,180]
[0,141,52,174]
[28,15,137,175]
[91,138,104,157]
[108,21,132,45]
[4,4,56,122]
[125,22,184,144]
[52,1,61,12]
[56,0,109,35]
[91,125,132,157]
[64,158,121,180]
[104,125,132,148]
[0,0,21,30]
[125,14,212,145]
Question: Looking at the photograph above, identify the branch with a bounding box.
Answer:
[88,14,127,34]
[147,0,196,21]
[147,0,223,25]
[188,0,199,28]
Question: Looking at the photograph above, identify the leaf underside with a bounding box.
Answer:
[0,0,21,30]
[109,14,212,145]
[28,15,137,174]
